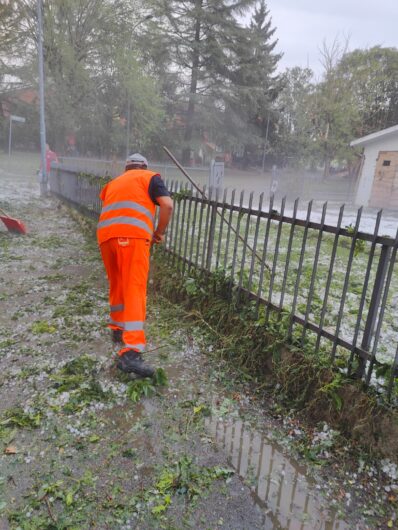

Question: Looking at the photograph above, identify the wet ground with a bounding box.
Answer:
[0,154,396,529]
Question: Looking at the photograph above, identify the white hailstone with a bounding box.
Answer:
[381,459,398,481]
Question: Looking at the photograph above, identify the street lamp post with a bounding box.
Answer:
[37,0,48,196]
[125,14,153,158]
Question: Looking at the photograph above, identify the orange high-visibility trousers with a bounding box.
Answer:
[100,237,150,355]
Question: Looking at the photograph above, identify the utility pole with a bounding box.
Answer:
[37,0,47,196]
[8,116,12,157]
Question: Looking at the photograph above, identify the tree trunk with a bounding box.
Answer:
[323,154,331,178]
[182,0,202,164]
[322,122,331,178]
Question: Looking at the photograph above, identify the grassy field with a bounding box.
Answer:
[0,151,40,175]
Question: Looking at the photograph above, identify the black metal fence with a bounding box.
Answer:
[49,165,398,401]
[50,163,104,219]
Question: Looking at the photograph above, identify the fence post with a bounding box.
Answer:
[206,189,218,271]
[356,244,391,378]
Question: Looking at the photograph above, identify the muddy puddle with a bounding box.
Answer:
[160,356,350,529]
[206,416,349,530]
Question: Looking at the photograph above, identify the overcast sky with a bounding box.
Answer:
[245,0,398,79]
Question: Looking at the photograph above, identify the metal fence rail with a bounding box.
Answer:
[49,166,398,401]
[56,156,209,185]
[49,164,103,218]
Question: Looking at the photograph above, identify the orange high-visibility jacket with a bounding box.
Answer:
[97,169,157,245]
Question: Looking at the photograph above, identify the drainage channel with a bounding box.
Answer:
[205,416,350,530]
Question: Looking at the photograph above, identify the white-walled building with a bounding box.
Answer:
[351,125,398,209]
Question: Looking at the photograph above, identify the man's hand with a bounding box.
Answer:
[152,231,164,245]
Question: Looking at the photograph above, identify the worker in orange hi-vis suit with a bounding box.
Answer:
[97,153,173,377]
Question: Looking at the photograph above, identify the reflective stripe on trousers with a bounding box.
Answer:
[100,237,150,355]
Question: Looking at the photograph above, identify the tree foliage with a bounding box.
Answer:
[309,39,360,176]
[275,67,314,167]
[337,46,398,136]
[226,1,282,132]
[1,1,398,171]
[147,0,282,161]
[0,0,164,156]
[274,42,398,174]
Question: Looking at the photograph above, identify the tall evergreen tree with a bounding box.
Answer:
[222,0,283,161]
[149,0,257,162]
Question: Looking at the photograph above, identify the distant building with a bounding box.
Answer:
[1,87,38,118]
[351,125,398,209]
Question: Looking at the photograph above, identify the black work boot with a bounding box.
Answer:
[117,350,155,378]
[112,329,123,344]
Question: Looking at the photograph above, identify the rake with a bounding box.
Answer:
[0,206,27,234]
[163,146,270,272]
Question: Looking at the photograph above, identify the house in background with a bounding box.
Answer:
[351,124,398,209]
[1,87,38,117]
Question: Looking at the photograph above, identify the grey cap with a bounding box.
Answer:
[126,153,148,168]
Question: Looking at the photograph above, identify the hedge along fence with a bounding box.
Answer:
[49,164,398,403]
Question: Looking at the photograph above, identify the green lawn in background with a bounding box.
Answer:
[0,151,40,176]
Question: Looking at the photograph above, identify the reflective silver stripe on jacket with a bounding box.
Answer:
[124,343,145,352]
[110,318,125,328]
[110,304,124,312]
[97,216,152,236]
[124,321,144,331]
[101,201,154,223]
